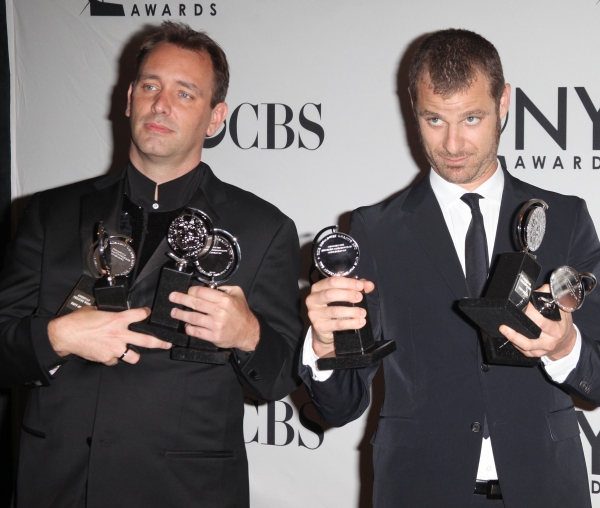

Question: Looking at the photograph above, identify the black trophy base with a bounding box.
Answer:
[531,292,562,321]
[459,298,540,367]
[316,340,396,370]
[171,346,230,364]
[94,276,129,312]
[58,275,97,316]
[129,322,230,365]
[129,321,189,347]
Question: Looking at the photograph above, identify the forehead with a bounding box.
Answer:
[140,43,213,83]
[415,73,494,112]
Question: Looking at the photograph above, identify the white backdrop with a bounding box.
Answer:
[7,0,600,506]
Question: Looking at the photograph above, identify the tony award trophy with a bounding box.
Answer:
[170,229,241,363]
[130,208,228,365]
[58,222,136,315]
[459,199,548,366]
[532,266,597,319]
[312,226,396,370]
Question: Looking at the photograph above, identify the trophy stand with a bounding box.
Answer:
[459,200,548,366]
[169,229,241,363]
[312,226,396,370]
[129,208,229,365]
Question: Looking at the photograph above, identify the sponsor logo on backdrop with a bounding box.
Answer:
[82,1,218,17]
[244,398,325,450]
[507,87,600,170]
[577,411,600,494]
[204,103,325,150]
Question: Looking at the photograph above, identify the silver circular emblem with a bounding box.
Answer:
[88,237,136,278]
[167,212,212,261]
[525,206,546,252]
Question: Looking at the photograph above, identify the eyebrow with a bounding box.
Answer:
[138,73,204,96]
[418,108,490,119]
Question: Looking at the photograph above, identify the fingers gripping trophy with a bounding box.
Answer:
[312,226,396,370]
[129,207,230,365]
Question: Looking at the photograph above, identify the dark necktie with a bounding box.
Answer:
[461,193,489,298]
[461,193,491,439]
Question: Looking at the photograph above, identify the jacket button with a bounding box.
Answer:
[248,369,261,381]
[480,363,490,372]
[471,422,481,433]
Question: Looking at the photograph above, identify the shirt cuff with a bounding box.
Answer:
[301,327,334,382]
[541,324,582,383]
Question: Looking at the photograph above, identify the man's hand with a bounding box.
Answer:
[306,277,375,358]
[47,306,172,365]
[169,285,260,352]
[499,284,577,361]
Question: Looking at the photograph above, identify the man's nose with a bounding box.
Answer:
[151,91,171,116]
[443,124,465,155]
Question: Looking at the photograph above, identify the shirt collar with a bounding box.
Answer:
[429,159,504,210]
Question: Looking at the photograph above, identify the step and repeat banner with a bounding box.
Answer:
[6,0,600,506]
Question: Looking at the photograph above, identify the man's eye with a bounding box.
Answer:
[465,116,480,125]
[143,84,157,91]
[180,92,191,99]
[428,118,442,126]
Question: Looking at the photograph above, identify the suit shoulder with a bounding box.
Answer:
[509,173,584,212]
[352,186,412,222]
[220,181,293,225]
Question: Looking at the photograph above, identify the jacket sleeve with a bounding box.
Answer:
[560,198,600,403]
[231,217,304,401]
[300,209,382,427]
[0,193,64,388]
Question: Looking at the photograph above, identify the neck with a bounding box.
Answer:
[129,150,202,184]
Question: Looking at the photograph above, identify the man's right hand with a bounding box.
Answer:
[306,277,375,358]
[47,306,172,365]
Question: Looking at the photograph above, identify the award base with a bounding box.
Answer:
[458,298,540,367]
[58,275,97,316]
[171,346,230,364]
[94,276,129,312]
[129,264,229,365]
[316,298,396,370]
[458,251,543,367]
[316,340,396,370]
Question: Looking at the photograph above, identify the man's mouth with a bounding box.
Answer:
[145,122,174,134]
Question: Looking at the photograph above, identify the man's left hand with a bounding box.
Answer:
[499,284,577,361]
[169,286,260,352]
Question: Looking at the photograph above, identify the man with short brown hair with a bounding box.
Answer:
[302,29,600,507]
[0,21,303,507]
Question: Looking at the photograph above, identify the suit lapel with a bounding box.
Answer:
[402,174,469,299]
[79,171,126,275]
[490,168,532,263]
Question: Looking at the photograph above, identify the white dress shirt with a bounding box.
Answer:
[303,162,581,481]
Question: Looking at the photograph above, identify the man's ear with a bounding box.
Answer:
[408,88,417,119]
[125,82,133,117]
[206,102,229,137]
[499,83,511,122]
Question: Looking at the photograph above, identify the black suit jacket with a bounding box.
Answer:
[0,164,303,508]
[301,168,600,508]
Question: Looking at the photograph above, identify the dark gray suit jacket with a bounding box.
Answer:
[301,168,600,508]
[0,163,303,508]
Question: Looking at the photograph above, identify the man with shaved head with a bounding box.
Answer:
[302,29,600,507]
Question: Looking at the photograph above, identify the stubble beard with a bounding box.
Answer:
[418,115,502,186]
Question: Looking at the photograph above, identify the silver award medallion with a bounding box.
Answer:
[195,229,241,289]
[87,226,136,279]
[517,199,548,254]
[538,266,597,313]
[313,227,360,278]
[167,207,214,267]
